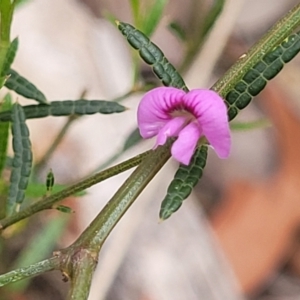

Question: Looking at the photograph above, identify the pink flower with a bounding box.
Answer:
[137,87,231,165]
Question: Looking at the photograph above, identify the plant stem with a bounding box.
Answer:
[0,150,151,229]
[67,249,97,300]
[212,3,300,96]
[71,142,171,252]
[0,257,60,287]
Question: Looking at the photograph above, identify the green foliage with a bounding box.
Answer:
[226,31,300,120]
[117,21,188,91]
[1,37,18,76]
[7,103,32,215]
[0,99,126,122]
[4,69,47,104]
[159,145,208,220]
[46,169,54,192]
[122,127,142,151]
[0,94,12,177]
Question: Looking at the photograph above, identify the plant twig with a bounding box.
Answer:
[0,150,151,230]
[212,3,300,96]
[66,249,97,300]
[0,257,60,287]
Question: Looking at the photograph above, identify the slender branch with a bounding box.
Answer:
[212,3,300,96]
[67,249,97,300]
[71,141,171,252]
[0,257,60,287]
[0,150,151,229]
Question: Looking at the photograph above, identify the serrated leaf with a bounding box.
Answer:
[1,37,18,76]
[0,94,12,177]
[159,145,208,220]
[4,69,47,104]
[7,103,32,215]
[0,99,126,122]
[117,21,188,91]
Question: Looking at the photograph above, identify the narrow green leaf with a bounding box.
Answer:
[159,145,208,220]
[1,37,18,76]
[201,0,224,39]
[117,21,188,91]
[168,21,187,42]
[7,103,32,215]
[4,69,47,104]
[0,99,126,122]
[0,94,12,177]
[123,127,142,151]
[226,31,300,120]
[142,0,168,37]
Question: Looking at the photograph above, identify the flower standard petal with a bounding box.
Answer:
[183,89,231,158]
[171,122,202,165]
[137,87,185,138]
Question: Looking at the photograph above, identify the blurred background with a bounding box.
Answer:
[1,0,300,299]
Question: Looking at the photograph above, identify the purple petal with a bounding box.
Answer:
[171,122,202,165]
[155,116,186,147]
[137,87,186,138]
[183,89,231,158]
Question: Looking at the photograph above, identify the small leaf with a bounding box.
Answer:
[123,127,142,151]
[159,145,208,220]
[7,103,32,215]
[1,37,18,76]
[168,21,187,41]
[117,21,188,91]
[225,31,300,120]
[4,69,47,104]
[0,99,126,122]
[46,169,54,192]
[0,94,12,177]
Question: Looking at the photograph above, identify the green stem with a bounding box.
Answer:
[0,257,60,287]
[212,3,300,96]
[67,249,97,300]
[0,150,151,229]
[71,142,171,251]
